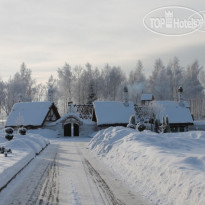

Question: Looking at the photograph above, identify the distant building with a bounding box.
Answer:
[92,101,135,129]
[141,94,154,106]
[151,100,194,132]
[91,86,135,129]
[5,102,60,129]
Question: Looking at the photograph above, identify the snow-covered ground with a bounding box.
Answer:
[0,129,49,191]
[89,127,205,205]
[0,129,147,205]
[1,126,205,204]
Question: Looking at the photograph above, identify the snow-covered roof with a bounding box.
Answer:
[93,101,135,126]
[51,112,83,125]
[47,103,83,126]
[6,102,55,127]
[151,101,193,124]
[141,94,153,101]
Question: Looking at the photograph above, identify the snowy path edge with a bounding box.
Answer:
[0,140,49,193]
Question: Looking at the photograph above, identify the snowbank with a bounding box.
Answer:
[89,127,205,205]
[0,132,49,191]
[27,128,58,139]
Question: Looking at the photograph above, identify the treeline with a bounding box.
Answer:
[0,57,204,118]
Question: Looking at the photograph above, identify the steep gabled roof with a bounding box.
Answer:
[6,101,60,128]
[93,101,135,126]
[151,101,193,125]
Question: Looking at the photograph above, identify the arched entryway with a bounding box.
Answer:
[64,123,71,136]
[62,114,83,137]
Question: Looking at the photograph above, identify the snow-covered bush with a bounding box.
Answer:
[127,115,136,129]
[0,146,12,156]
[5,127,14,134]
[5,127,14,141]
[154,119,160,133]
[5,134,13,141]
[18,127,27,135]
[160,116,170,133]
[137,122,146,132]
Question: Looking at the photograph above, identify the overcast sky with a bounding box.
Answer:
[0,0,205,83]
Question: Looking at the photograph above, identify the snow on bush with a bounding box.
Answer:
[89,127,205,205]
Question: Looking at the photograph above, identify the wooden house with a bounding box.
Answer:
[141,94,154,106]
[92,101,135,129]
[151,100,194,132]
[5,102,60,129]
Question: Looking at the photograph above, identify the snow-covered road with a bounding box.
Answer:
[0,137,147,205]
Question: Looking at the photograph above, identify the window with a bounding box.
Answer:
[171,127,178,132]
[179,127,185,132]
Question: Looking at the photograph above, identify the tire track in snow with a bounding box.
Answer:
[0,144,58,205]
[83,158,126,205]
[38,152,60,205]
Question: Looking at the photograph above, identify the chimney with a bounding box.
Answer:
[124,86,129,106]
[178,86,184,106]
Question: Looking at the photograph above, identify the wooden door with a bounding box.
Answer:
[64,123,71,136]
[74,123,79,136]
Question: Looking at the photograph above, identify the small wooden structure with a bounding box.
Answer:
[61,114,83,137]
[141,94,154,106]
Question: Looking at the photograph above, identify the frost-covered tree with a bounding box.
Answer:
[46,75,58,103]
[57,63,74,113]
[92,67,103,101]
[0,80,6,116]
[16,63,36,101]
[128,60,147,103]
[72,63,100,104]
[80,69,91,104]
[148,58,171,100]
[72,65,83,104]
[101,64,126,101]
[129,60,145,85]
[12,63,36,101]
[166,57,183,100]
[182,60,203,99]
[34,83,46,102]
[4,63,36,114]
[87,80,97,104]
[199,70,205,95]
